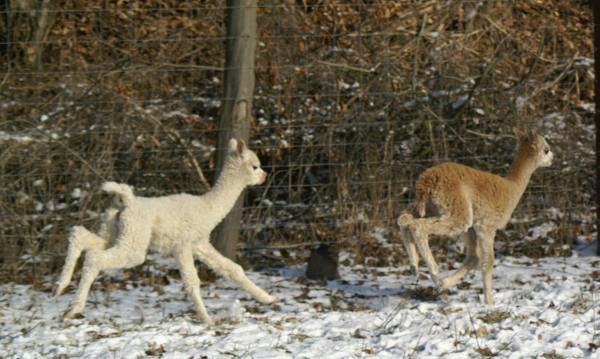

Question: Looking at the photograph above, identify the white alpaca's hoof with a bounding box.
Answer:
[261,294,278,305]
[53,283,66,297]
[64,309,81,319]
[484,296,495,305]
[409,265,418,276]
[439,278,451,291]
[200,316,215,327]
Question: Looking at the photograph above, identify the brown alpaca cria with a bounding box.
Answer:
[398,127,553,304]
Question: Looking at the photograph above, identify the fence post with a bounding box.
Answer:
[594,1,600,255]
[213,0,257,259]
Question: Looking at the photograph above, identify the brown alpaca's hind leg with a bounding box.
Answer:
[441,228,479,290]
[400,227,420,275]
[408,195,472,289]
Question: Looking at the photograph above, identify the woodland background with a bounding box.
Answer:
[0,0,595,284]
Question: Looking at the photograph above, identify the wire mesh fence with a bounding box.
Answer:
[0,0,595,283]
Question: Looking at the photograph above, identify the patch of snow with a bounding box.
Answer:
[526,222,556,241]
[371,228,394,249]
[70,188,85,199]
[539,113,566,140]
[337,80,351,91]
[0,131,34,143]
[2,247,600,358]
[577,102,595,113]
[574,56,593,67]
[451,95,469,110]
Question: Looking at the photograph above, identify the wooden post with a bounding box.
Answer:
[594,1,600,255]
[213,0,257,259]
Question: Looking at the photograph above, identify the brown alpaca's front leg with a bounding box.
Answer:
[478,228,496,305]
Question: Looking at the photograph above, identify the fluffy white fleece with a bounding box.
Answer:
[54,139,277,325]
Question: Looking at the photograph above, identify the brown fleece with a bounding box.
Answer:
[398,127,553,305]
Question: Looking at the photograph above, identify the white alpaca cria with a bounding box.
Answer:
[54,139,277,324]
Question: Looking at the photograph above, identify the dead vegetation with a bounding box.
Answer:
[0,0,595,283]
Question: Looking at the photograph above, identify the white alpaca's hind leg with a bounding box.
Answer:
[65,211,151,318]
[194,242,277,304]
[54,226,108,297]
[97,207,121,241]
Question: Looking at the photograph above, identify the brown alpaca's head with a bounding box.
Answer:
[513,127,553,168]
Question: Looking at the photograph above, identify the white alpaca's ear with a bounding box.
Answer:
[237,139,246,154]
[228,138,238,153]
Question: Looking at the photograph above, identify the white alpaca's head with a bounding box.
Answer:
[227,138,267,185]
[513,127,553,168]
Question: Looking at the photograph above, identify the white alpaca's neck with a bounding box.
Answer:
[203,160,247,227]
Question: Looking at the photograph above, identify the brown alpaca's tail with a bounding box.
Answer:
[397,185,430,227]
[397,213,415,227]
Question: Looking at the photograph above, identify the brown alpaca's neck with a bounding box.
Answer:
[506,146,537,192]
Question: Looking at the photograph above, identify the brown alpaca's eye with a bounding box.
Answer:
[544,148,550,154]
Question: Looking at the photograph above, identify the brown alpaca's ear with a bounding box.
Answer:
[513,127,537,143]
[525,127,537,142]
[512,127,526,139]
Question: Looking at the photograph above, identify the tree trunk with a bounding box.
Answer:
[213,0,257,259]
[0,0,11,59]
[593,1,600,255]
[30,0,53,69]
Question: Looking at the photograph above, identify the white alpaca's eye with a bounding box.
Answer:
[544,148,550,154]
[252,165,258,170]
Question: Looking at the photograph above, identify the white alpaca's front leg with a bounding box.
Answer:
[174,245,214,325]
[194,242,277,304]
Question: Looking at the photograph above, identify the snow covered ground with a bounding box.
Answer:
[2,245,600,358]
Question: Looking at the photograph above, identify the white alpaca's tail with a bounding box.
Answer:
[102,181,135,206]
